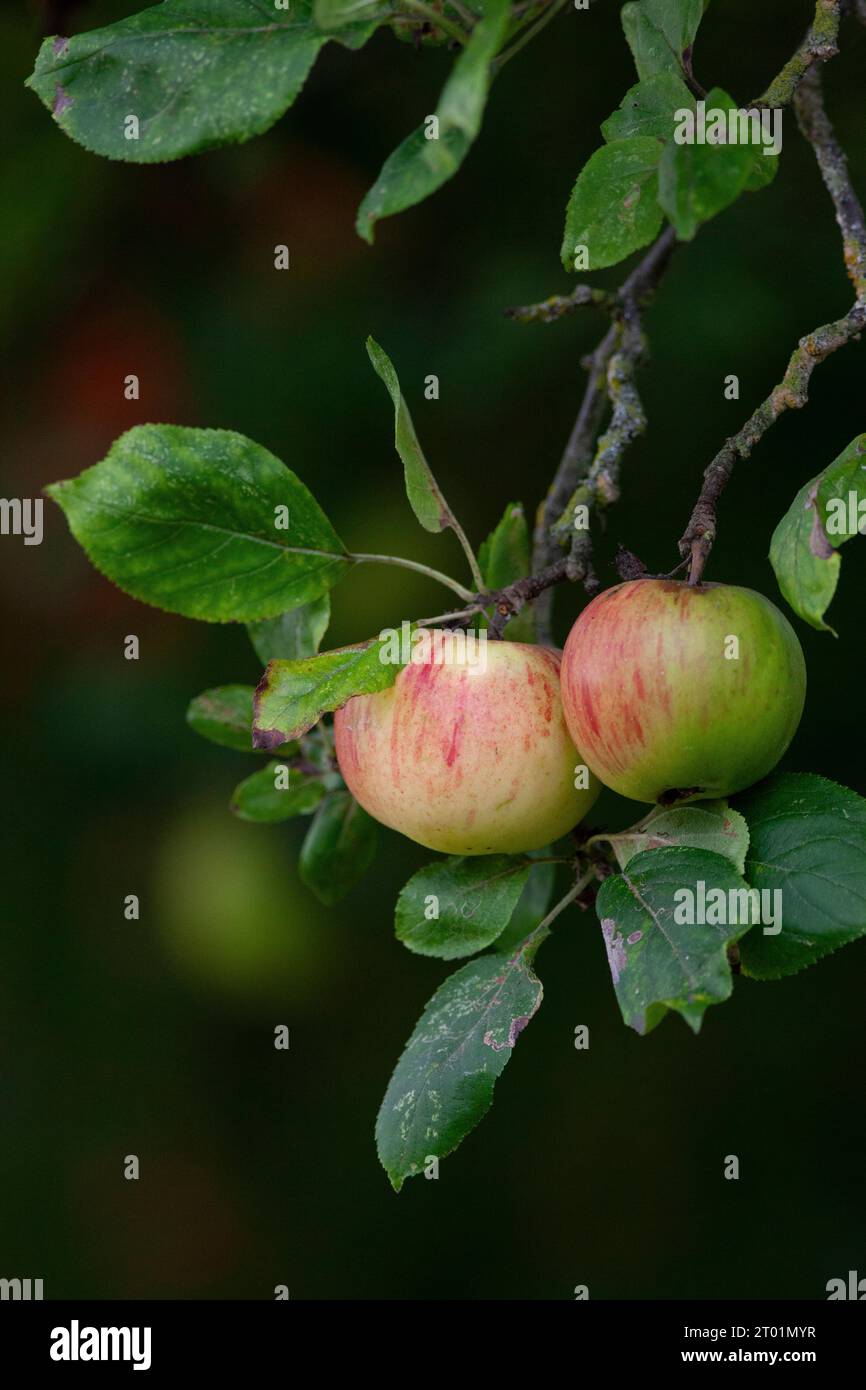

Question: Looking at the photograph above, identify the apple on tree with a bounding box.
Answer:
[560,579,806,805]
[334,635,599,854]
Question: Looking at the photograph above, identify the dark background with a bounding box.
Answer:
[2,0,865,1299]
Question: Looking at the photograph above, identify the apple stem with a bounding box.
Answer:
[521,867,597,954]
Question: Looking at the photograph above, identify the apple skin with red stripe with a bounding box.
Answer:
[560,579,806,806]
[334,635,599,855]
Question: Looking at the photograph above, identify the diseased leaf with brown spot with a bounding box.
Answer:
[376,937,544,1190]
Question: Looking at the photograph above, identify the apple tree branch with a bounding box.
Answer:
[679,59,866,585]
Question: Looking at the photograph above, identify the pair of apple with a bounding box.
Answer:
[334,579,807,855]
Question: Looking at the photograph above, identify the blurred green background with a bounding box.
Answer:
[2,0,865,1300]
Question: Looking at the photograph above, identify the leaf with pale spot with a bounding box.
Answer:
[376,936,545,1190]
[595,846,751,1035]
[562,137,664,272]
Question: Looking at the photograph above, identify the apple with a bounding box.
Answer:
[560,579,806,805]
[334,635,599,854]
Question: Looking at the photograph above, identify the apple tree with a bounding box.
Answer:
[31,0,866,1190]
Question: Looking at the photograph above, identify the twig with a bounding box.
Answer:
[528,227,677,639]
[505,285,618,323]
[679,63,866,585]
[757,0,841,107]
[552,310,647,544]
[794,63,866,297]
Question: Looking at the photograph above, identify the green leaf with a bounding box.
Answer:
[299,790,378,903]
[478,501,529,587]
[604,800,749,874]
[395,855,531,960]
[27,0,380,165]
[622,0,709,78]
[253,635,404,748]
[356,0,510,242]
[376,936,544,1190]
[732,774,866,979]
[477,501,534,641]
[187,685,258,752]
[494,859,556,954]
[745,143,779,192]
[769,434,866,633]
[45,425,347,623]
[231,760,325,823]
[366,336,458,535]
[247,594,331,664]
[561,137,664,272]
[595,846,751,1035]
[658,87,757,241]
[601,73,694,144]
[622,2,680,80]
